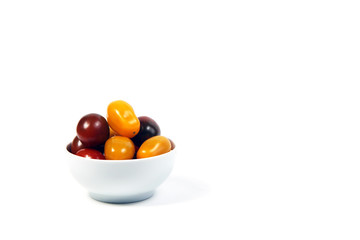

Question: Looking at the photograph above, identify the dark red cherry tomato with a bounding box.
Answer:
[67,143,71,152]
[133,145,139,159]
[131,116,160,146]
[76,113,109,147]
[70,136,86,154]
[168,138,176,150]
[76,148,105,160]
[70,136,105,154]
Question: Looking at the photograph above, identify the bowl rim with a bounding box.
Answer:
[66,144,176,163]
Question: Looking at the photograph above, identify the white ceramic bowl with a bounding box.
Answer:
[66,145,176,203]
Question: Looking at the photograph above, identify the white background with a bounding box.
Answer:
[0,0,359,239]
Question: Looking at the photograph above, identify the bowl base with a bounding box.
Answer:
[89,191,155,204]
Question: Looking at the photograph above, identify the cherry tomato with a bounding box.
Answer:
[76,148,105,160]
[70,136,86,154]
[107,100,140,138]
[67,143,71,152]
[133,145,139,159]
[109,127,119,138]
[137,136,171,159]
[168,138,176,150]
[104,136,135,160]
[131,116,161,146]
[77,113,109,147]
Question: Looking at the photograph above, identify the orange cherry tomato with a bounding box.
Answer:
[104,136,135,160]
[107,100,140,138]
[137,136,171,159]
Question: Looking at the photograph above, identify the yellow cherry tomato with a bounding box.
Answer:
[137,136,171,159]
[104,136,135,160]
[107,100,140,138]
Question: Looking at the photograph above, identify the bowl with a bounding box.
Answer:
[66,145,176,203]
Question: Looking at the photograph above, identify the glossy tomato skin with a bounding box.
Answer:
[168,138,176,150]
[137,136,171,159]
[132,116,161,147]
[77,113,109,147]
[67,143,71,152]
[107,100,140,138]
[70,136,86,154]
[76,148,105,160]
[70,136,105,154]
[104,136,135,160]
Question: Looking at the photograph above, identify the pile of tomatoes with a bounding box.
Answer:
[68,100,174,160]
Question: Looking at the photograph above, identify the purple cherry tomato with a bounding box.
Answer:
[76,148,105,160]
[131,116,160,146]
[76,113,109,147]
